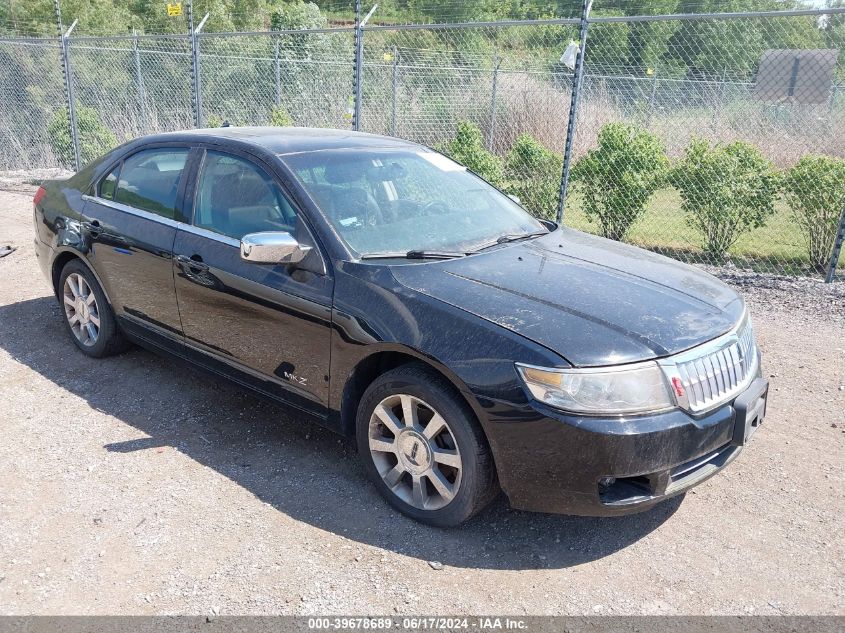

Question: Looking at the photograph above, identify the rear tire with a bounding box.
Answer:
[356,362,499,527]
[58,259,130,358]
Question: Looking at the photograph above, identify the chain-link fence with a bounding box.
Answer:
[0,3,843,280]
[565,11,845,279]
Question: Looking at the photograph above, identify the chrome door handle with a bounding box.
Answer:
[175,254,209,272]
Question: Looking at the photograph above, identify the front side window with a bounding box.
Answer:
[193,151,297,240]
[114,148,189,219]
[282,149,545,256]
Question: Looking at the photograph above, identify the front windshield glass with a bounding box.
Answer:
[282,149,546,256]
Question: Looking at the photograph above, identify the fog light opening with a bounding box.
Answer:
[598,476,616,490]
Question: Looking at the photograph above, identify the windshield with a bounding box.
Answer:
[282,148,546,257]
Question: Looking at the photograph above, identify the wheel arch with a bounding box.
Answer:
[339,345,488,441]
[51,248,112,306]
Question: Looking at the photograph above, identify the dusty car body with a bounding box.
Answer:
[33,128,767,526]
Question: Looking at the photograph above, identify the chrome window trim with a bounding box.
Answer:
[83,194,238,247]
[178,223,241,248]
[82,194,180,228]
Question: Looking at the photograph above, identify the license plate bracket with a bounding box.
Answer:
[732,377,768,446]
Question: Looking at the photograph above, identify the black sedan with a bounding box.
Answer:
[32,127,767,526]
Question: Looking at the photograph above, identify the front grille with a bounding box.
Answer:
[662,315,759,414]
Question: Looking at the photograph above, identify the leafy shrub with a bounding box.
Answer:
[438,121,502,185]
[503,134,562,220]
[669,139,780,260]
[269,105,294,127]
[205,114,224,128]
[572,122,669,241]
[784,155,845,272]
[47,106,117,169]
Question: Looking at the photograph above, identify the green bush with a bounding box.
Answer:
[47,106,117,169]
[784,154,845,272]
[503,134,562,220]
[205,114,224,128]
[669,139,780,260]
[572,122,669,241]
[438,121,502,185]
[269,105,294,127]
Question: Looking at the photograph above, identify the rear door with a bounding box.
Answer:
[172,148,333,416]
[82,146,191,346]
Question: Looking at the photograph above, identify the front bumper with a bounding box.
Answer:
[484,377,767,516]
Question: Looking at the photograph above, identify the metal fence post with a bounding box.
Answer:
[556,0,593,224]
[488,52,501,151]
[352,3,378,132]
[826,203,845,283]
[645,66,658,128]
[352,0,362,131]
[133,31,149,132]
[55,0,80,171]
[712,66,727,129]
[61,25,80,172]
[274,39,282,107]
[189,5,209,128]
[391,45,398,136]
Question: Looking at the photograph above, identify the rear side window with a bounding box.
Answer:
[114,148,189,219]
[98,166,119,200]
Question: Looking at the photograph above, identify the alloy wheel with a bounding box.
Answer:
[63,272,100,347]
[368,394,462,511]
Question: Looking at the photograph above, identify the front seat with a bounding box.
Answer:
[322,162,383,226]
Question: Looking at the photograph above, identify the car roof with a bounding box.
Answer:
[141,126,425,155]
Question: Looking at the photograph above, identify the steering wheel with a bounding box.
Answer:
[420,200,451,215]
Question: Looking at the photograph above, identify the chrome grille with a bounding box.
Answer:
[661,315,759,414]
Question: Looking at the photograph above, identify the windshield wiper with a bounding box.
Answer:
[496,230,549,244]
[469,230,549,253]
[361,250,466,260]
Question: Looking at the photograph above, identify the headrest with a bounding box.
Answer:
[366,161,407,182]
[324,161,362,184]
[212,172,272,208]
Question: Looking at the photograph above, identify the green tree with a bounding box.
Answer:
[438,121,502,185]
[270,0,329,61]
[504,134,562,220]
[784,155,845,272]
[573,122,669,241]
[669,138,780,259]
[270,0,327,31]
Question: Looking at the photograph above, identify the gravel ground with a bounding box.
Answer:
[0,187,843,616]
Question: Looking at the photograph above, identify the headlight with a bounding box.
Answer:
[515,361,675,415]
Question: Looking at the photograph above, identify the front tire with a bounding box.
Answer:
[356,363,499,527]
[59,259,129,358]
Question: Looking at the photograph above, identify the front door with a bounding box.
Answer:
[82,146,190,346]
[172,149,333,415]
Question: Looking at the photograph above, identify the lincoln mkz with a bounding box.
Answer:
[33,128,768,526]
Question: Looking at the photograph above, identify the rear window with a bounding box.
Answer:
[114,148,189,219]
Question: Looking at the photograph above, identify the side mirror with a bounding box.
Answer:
[508,194,521,204]
[240,231,311,265]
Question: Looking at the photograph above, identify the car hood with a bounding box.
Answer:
[389,229,745,367]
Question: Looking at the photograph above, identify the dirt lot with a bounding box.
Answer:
[0,187,843,616]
